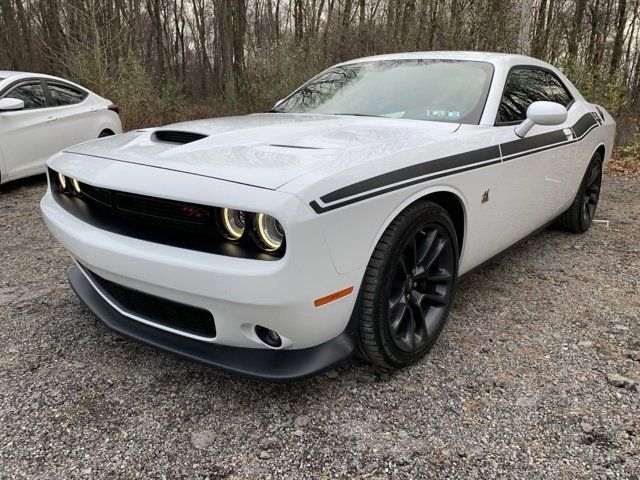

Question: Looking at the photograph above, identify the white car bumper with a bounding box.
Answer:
[40,156,363,381]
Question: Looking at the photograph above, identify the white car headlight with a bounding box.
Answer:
[255,213,285,252]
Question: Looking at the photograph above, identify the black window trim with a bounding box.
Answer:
[494,64,575,127]
[0,77,49,111]
[45,79,89,107]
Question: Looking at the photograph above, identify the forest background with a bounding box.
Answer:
[1,0,638,173]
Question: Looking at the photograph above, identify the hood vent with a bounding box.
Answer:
[152,130,208,144]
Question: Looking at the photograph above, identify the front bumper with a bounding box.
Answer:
[69,265,356,381]
[41,153,366,380]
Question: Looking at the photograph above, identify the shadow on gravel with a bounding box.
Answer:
[0,173,47,194]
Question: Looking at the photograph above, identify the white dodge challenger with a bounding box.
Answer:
[41,52,615,381]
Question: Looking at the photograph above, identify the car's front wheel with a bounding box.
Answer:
[356,201,459,369]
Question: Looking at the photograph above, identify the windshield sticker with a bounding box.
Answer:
[426,109,461,119]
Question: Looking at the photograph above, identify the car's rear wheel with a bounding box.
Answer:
[554,152,603,233]
[356,201,458,369]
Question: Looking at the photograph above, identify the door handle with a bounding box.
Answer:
[46,116,57,123]
[88,107,97,113]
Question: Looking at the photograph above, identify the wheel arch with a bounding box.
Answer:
[594,143,606,162]
[368,186,468,263]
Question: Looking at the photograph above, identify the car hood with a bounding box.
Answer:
[66,113,460,190]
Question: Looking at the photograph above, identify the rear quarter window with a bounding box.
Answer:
[47,82,88,106]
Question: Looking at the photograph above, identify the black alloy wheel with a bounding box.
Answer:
[387,223,455,353]
[357,201,459,369]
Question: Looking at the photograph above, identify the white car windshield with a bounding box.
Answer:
[273,59,494,124]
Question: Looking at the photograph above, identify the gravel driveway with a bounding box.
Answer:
[0,174,638,479]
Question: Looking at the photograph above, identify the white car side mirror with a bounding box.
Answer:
[0,98,25,111]
[514,101,568,138]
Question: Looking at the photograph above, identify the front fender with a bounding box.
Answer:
[299,183,469,275]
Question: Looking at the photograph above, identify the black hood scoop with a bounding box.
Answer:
[152,130,208,144]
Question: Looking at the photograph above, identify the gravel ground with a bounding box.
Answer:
[0,173,638,479]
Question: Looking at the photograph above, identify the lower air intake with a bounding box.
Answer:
[83,266,216,338]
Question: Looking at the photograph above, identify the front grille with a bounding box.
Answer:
[85,266,216,337]
[48,168,283,260]
[152,130,207,144]
[114,192,211,225]
[80,182,112,206]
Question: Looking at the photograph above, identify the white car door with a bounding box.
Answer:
[0,79,52,179]
[44,81,97,153]
[491,67,577,243]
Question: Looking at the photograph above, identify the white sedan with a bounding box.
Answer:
[0,71,122,184]
[40,52,615,381]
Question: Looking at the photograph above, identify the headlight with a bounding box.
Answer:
[221,208,246,240]
[70,178,81,195]
[55,172,67,191]
[255,213,285,252]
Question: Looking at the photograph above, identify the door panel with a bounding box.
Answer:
[45,81,96,154]
[45,104,96,153]
[491,66,578,246]
[495,123,577,241]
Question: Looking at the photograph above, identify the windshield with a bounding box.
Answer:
[274,59,494,124]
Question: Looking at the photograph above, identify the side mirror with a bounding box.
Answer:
[0,98,25,111]
[514,101,568,138]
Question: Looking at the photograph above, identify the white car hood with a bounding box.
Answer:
[66,113,460,190]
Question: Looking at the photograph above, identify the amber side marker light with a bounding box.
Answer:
[314,287,354,307]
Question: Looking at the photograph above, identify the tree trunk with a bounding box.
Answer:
[609,0,628,76]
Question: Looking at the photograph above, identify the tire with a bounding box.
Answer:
[356,201,459,369]
[554,152,603,233]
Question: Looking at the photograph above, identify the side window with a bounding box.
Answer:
[497,68,553,124]
[47,82,87,106]
[545,72,573,107]
[5,82,46,110]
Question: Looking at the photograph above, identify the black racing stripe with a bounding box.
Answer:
[501,129,568,157]
[572,113,598,137]
[311,112,601,214]
[575,122,599,141]
[311,158,502,213]
[320,145,500,204]
[503,139,571,162]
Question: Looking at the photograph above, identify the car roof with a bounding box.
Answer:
[0,71,93,94]
[0,71,69,81]
[0,70,30,79]
[338,51,549,67]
